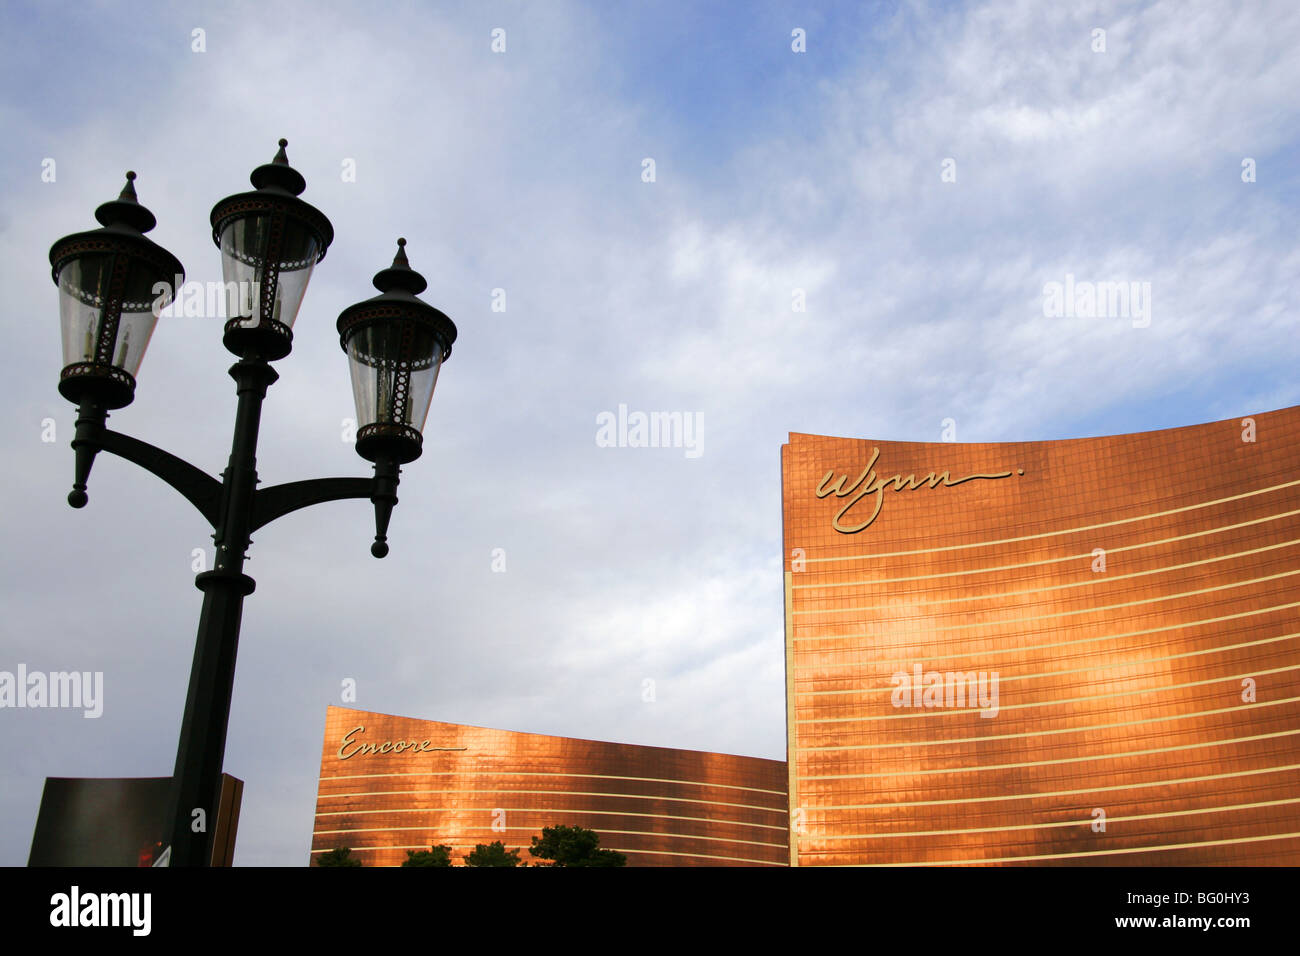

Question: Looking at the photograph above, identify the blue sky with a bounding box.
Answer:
[1,0,1297,865]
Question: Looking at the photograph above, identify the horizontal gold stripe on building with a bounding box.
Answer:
[311,845,786,866]
[320,770,785,796]
[315,806,787,831]
[800,728,1300,780]
[798,695,1300,751]
[801,478,1300,564]
[800,796,1300,840]
[792,568,1300,618]
[796,538,1300,612]
[792,509,1300,587]
[847,831,1300,866]
[796,663,1300,709]
[800,763,1300,811]
[589,827,785,849]
[608,848,784,865]
[793,601,1300,661]
[313,825,786,850]
[794,631,1300,687]
[315,787,785,814]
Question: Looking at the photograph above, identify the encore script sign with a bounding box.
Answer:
[338,725,468,760]
[816,448,1023,533]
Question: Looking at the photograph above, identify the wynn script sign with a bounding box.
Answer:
[816,448,1023,533]
[337,725,468,760]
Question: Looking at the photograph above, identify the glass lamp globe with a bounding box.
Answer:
[49,171,184,409]
[209,139,333,360]
[336,239,457,465]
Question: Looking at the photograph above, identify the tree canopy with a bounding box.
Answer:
[325,826,626,868]
[528,825,627,867]
[463,841,524,867]
[315,846,362,867]
[402,844,453,867]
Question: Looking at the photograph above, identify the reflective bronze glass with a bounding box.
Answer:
[783,407,1300,865]
[312,706,788,866]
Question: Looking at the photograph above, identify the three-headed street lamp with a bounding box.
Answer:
[47,140,457,866]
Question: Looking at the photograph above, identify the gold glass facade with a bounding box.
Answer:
[311,706,788,866]
[783,406,1300,865]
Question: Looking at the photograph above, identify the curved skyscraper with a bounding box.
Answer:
[782,406,1300,865]
[312,706,788,866]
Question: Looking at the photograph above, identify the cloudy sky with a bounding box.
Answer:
[2,0,1297,866]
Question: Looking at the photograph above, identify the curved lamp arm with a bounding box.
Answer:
[69,401,222,526]
[69,400,400,557]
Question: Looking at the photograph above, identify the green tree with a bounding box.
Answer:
[402,844,453,867]
[315,846,362,867]
[528,825,626,867]
[463,841,523,867]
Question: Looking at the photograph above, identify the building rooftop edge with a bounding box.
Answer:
[785,403,1298,448]
[323,705,786,767]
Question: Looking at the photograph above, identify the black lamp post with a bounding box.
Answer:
[48,141,457,867]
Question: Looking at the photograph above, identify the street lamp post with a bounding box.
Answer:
[48,141,457,867]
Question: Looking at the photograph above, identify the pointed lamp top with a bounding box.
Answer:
[93,170,158,233]
[371,237,429,295]
[249,137,307,195]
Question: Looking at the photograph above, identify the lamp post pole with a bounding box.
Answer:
[49,141,457,867]
[164,354,274,866]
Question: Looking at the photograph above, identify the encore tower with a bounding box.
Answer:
[311,706,788,866]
